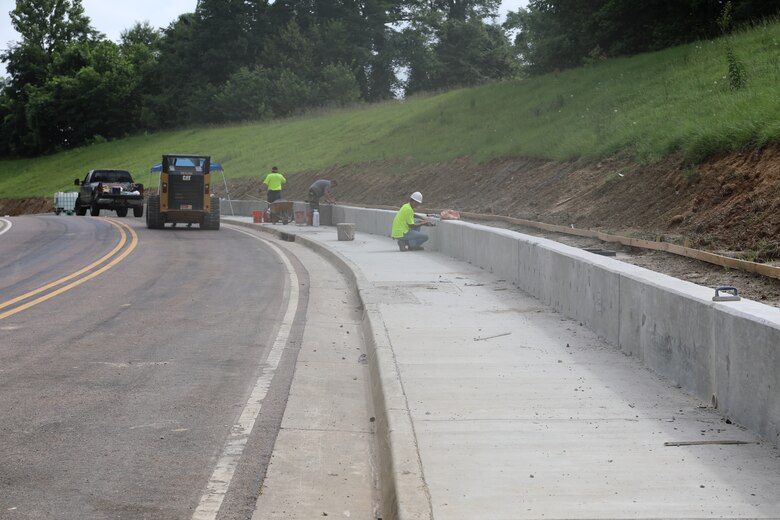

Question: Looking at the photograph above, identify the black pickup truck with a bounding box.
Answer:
[74,169,144,217]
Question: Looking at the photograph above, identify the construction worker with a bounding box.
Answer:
[391,191,430,251]
[263,166,286,203]
[307,179,338,211]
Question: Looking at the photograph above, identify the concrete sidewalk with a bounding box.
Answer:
[228,218,780,520]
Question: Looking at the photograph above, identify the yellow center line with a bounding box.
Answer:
[0,219,128,312]
[0,219,139,321]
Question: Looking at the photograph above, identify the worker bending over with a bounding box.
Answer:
[391,191,430,251]
[308,179,338,210]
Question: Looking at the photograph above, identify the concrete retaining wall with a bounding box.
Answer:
[219,198,266,216]
[332,205,780,446]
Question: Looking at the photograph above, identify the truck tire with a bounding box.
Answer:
[75,197,87,216]
[146,195,164,229]
[201,196,220,230]
[116,208,128,217]
[91,204,100,216]
[133,205,143,218]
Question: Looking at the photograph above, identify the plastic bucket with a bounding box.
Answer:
[294,210,305,224]
[252,210,264,223]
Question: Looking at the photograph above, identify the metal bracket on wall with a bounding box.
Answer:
[712,286,741,302]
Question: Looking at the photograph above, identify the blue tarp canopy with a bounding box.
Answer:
[150,160,223,172]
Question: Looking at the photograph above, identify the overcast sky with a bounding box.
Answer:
[1,0,528,76]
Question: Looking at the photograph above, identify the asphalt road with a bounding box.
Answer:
[0,215,308,519]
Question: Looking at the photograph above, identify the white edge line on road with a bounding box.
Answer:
[0,218,12,236]
[192,227,299,520]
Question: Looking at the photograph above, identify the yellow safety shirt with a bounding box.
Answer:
[391,203,415,238]
[264,172,286,191]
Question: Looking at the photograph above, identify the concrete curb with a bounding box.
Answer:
[225,220,432,520]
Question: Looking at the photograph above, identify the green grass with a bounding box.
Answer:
[2,18,780,198]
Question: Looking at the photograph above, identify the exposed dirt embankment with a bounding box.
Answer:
[4,147,779,258]
[226,147,780,260]
[0,197,54,216]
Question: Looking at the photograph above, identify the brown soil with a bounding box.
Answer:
[4,147,780,305]
[0,197,55,216]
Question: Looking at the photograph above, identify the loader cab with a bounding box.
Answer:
[160,155,210,212]
[146,154,220,229]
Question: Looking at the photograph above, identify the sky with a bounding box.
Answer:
[0,0,529,76]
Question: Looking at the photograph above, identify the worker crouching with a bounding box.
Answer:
[391,191,431,251]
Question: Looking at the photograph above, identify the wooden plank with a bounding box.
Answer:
[460,212,780,281]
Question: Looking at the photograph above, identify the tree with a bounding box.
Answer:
[7,0,97,57]
[423,0,500,22]
[208,67,270,122]
[395,19,440,95]
[360,0,400,100]
[0,0,101,155]
[3,0,99,85]
[507,0,780,74]
[191,0,255,84]
[120,21,161,49]
[21,41,139,152]
[317,63,361,106]
[265,0,399,101]
[397,2,517,94]
[432,18,517,88]
[138,13,200,128]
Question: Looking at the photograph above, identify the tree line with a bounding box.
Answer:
[1,0,777,157]
[506,0,780,74]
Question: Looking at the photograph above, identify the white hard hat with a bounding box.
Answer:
[410,191,423,203]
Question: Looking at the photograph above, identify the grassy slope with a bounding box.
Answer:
[1,19,779,199]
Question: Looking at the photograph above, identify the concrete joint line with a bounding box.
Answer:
[225,221,433,520]
[193,227,299,520]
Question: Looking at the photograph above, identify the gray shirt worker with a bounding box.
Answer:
[308,179,335,210]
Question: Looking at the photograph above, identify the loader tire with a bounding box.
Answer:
[146,195,164,229]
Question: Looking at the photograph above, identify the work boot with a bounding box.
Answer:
[398,240,409,252]
[410,246,424,251]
